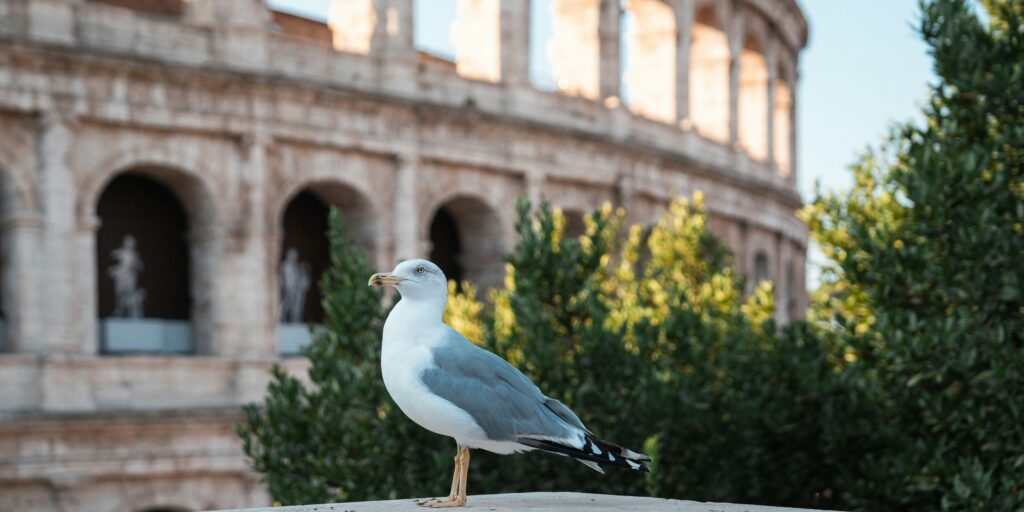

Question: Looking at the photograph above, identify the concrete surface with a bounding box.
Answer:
[209,492,838,512]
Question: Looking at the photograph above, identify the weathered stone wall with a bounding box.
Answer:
[0,0,808,510]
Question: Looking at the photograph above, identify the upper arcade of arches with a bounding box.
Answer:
[46,0,806,182]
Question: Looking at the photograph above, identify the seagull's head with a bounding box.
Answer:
[368,259,448,302]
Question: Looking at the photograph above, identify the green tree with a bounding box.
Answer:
[803,0,1024,509]
[239,198,846,508]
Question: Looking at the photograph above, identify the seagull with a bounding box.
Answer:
[369,259,651,508]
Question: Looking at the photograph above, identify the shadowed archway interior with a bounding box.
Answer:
[429,206,464,284]
[96,173,190,320]
[279,190,331,323]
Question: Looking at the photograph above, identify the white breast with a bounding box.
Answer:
[381,302,488,445]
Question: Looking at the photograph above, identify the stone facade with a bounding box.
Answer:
[0,0,808,510]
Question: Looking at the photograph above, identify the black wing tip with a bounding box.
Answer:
[517,435,653,473]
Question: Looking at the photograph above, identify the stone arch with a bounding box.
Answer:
[622,0,676,123]
[272,179,378,355]
[78,146,222,355]
[93,166,217,355]
[426,194,505,288]
[738,30,769,161]
[689,3,730,142]
[273,178,379,261]
[79,148,219,228]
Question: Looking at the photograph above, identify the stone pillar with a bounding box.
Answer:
[370,0,417,93]
[37,112,79,354]
[392,154,420,262]
[184,0,270,70]
[598,0,621,101]
[0,212,44,353]
[371,0,415,56]
[187,225,222,356]
[525,169,544,207]
[766,63,776,168]
[500,0,531,86]
[674,0,695,126]
[216,132,274,358]
[728,30,741,146]
[74,215,99,355]
[789,67,799,185]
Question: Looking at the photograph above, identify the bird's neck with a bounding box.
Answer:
[389,295,447,327]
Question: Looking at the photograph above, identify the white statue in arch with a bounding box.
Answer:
[109,234,146,318]
[280,248,311,323]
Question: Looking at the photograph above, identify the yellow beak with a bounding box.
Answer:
[368,272,403,287]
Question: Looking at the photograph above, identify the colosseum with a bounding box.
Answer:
[0,0,808,510]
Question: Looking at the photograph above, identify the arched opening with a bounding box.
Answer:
[739,34,769,161]
[96,173,192,354]
[774,69,793,177]
[428,196,504,288]
[414,0,458,59]
[529,0,557,91]
[429,207,464,284]
[561,208,587,239]
[453,0,502,82]
[689,5,730,142]
[622,0,676,123]
[753,250,770,284]
[549,0,601,99]
[277,183,376,356]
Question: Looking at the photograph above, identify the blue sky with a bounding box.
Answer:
[267,0,935,199]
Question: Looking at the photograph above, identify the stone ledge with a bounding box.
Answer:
[209,492,837,512]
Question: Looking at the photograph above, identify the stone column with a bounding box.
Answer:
[0,212,44,353]
[789,67,799,185]
[371,0,415,56]
[525,168,545,208]
[216,132,274,358]
[500,0,531,86]
[392,153,420,262]
[728,32,741,146]
[674,0,695,126]
[37,112,79,354]
[74,215,99,355]
[371,0,417,93]
[766,62,777,168]
[598,0,622,100]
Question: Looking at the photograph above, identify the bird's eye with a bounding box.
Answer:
[416,266,426,274]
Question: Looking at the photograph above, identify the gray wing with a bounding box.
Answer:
[420,326,589,443]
